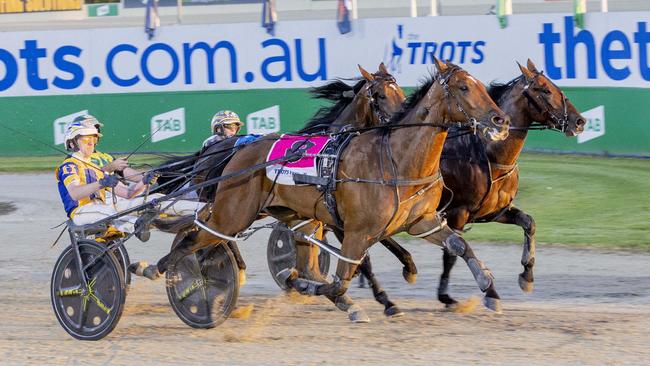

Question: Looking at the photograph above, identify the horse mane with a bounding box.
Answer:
[298,78,367,133]
[387,73,436,125]
[488,75,523,104]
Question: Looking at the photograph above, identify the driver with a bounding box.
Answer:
[201,110,244,149]
[55,118,202,241]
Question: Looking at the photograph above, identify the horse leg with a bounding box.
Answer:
[410,218,502,313]
[357,255,403,317]
[279,233,370,322]
[291,220,328,282]
[380,237,418,283]
[494,206,536,293]
[441,232,501,313]
[226,240,247,286]
[438,249,459,307]
[436,209,469,307]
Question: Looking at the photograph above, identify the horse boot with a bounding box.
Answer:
[134,210,158,242]
[128,261,161,281]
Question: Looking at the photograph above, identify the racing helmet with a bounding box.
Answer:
[210,110,243,136]
[73,114,104,133]
[64,116,102,151]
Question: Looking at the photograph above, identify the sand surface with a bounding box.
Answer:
[0,173,648,365]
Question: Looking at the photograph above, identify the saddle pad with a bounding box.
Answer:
[266,134,331,185]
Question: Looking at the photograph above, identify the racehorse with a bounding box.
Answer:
[435,59,585,305]
[143,63,407,283]
[349,59,586,310]
[141,59,510,322]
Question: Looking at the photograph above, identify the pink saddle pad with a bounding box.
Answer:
[266,134,331,185]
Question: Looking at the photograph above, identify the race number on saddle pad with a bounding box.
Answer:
[266,134,331,185]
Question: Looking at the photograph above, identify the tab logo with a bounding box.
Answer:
[578,105,605,144]
[53,110,88,145]
[246,105,280,134]
[151,107,185,143]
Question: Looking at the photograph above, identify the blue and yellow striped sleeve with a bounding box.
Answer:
[57,161,80,186]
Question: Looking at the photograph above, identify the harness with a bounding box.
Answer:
[521,72,569,133]
[291,67,492,238]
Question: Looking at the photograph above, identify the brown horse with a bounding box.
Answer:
[350,59,586,310]
[145,59,509,322]
[149,63,406,285]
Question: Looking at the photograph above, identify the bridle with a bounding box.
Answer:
[521,72,569,133]
[438,68,500,134]
[365,74,400,125]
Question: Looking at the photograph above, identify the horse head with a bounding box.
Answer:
[416,58,510,141]
[517,59,586,137]
[356,63,406,126]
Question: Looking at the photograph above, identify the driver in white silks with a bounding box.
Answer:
[55,118,204,241]
[202,110,244,149]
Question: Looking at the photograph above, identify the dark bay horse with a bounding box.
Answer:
[144,59,510,322]
[349,59,586,310]
[435,59,585,306]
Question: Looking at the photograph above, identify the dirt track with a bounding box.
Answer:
[1,173,649,365]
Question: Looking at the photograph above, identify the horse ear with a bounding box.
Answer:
[358,64,375,81]
[527,58,540,73]
[378,62,389,74]
[433,57,448,74]
[517,61,535,81]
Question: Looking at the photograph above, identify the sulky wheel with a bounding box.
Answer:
[50,240,126,341]
[109,241,131,287]
[166,244,239,329]
[267,226,331,290]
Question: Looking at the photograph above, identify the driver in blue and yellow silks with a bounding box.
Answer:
[55,115,203,241]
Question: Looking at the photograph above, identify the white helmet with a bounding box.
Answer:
[210,110,243,135]
[64,115,102,151]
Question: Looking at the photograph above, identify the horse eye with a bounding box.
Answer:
[459,85,468,92]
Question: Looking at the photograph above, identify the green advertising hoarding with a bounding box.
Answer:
[0,13,649,156]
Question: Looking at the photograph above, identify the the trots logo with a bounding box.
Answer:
[384,24,486,73]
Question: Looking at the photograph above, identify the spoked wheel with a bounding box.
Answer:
[267,227,331,290]
[50,240,126,341]
[166,244,239,329]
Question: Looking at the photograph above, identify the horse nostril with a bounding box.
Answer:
[492,116,505,126]
[576,118,586,127]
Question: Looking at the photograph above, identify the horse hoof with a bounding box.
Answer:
[402,268,417,284]
[482,296,503,314]
[518,274,534,293]
[238,269,247,288]
[129,261,160,280]
[276,268,298,286]
[143,265,161,281]
[438,294,458,306]
[444,302,459,311]
[348,305,370,323]
[384,306,404,318]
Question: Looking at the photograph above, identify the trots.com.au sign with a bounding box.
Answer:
[1,12,649,98]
